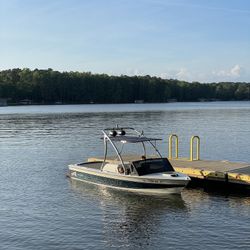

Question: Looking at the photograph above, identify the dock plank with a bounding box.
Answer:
[169,159,250,173]
[170,159,250,186]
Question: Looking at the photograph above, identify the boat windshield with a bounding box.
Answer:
[132,158,174,176]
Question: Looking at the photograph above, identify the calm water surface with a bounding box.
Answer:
[0,102,249,250]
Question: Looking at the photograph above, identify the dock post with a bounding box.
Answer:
[169,134,179,160]
[190,136,200,161]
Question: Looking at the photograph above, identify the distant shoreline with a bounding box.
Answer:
[0,68,250,106]
[2,100,250,108]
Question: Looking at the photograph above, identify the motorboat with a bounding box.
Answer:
[68,126,190,194]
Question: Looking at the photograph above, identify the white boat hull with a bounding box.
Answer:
[69,164,190,194]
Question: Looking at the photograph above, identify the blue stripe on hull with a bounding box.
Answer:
[71,171,185,189]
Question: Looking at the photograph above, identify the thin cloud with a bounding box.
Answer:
[230,65,241,77]
[175,68,190,80]
[125,68,144,76]
[159,68,191,81]
[159,65,247,83]
[213,64,242,78]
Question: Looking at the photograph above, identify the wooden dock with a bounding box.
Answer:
[167,134,250,191]
[170,158,250,188]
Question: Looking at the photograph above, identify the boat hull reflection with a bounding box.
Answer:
[69,179,188,248]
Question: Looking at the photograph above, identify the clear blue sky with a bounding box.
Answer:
[1,0,250,82]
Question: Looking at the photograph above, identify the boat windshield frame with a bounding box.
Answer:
[132,158,175,176]
[100,126,163,173]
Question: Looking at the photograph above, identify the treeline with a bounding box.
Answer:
[0,68,249,104]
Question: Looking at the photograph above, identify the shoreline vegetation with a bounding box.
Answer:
[0,68,250,105]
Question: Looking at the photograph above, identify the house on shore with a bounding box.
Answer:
[19,99,32,105]
[134,100,144,103]
[0,98,7,106]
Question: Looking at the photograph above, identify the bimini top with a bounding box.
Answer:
[109,135,162,143]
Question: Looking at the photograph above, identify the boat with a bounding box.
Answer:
[68,126,190,194]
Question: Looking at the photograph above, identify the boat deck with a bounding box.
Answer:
[88,154,152,164]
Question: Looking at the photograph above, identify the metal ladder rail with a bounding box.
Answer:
[190,136,200,161]
[168,134,179,160]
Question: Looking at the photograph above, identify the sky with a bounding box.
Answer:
[0,0,250,82]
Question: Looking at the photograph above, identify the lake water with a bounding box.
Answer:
[0,102,249,250]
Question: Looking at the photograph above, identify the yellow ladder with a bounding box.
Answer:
[168,134,200,161]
